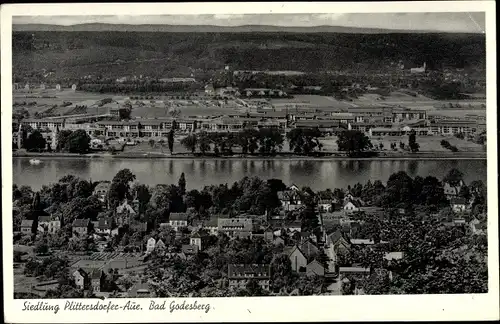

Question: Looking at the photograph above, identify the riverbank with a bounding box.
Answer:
[12,150,487,160]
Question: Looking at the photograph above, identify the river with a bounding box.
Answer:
[12,157,487,191]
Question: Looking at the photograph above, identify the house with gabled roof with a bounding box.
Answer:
[277,190,302,211]
[469,218,487,235]
[299,240,320,261]
[283,245,307,273]
[343,200,361,213]
[93,181,111,204]
[273,236,285,246]
[218,218,253,239]
[306,260,325,277]
[284,220,302,233]
[182,244,199,255]
[450,197,467,213]
[128,281,153,298]
[156,239,166,251]
[228,264,271,291]
[318,199,334,212]
[73,268,89,290]
[169,212,189,231]
[325,229,351,269]
[48,214,62,234]
[192,218,218,236]
[90,269,105,293]
[443,181,465,200]
[116,200,137,227]
[95,217,114,235]
[146,237,156,253]
[72,219,91,237]
[20,220,35,236]
[190,231,208,251]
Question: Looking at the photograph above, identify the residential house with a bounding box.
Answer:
[318,200,333,212]
[48,215,62,234]
[443,181,465,200]
[343,192,355,203]
[325,230,351,269]
[146,238,156,253]
[73,268,89,290]
[343,200,361,213]
[90,269,105,293]
[128,281,152,298]
[218,218,254,239]
[299,240,320,261]
[116,200,137,227]
[72,219,91,237]
[469,218,487,235]
[182,244,199,255]
[169,213,189,231]
[383,252,404,264]
[451,197,467,213]
[190,232,206,251]
[156,239,166,252]
[289,184,300,191]
[306,260,325,277]
[273,236,285,246]
[130,221,148,233]
[277,190,302,211]
[284,220,302,233]
[228,264,271,291]
[37,216,51,230]
[95,217,114,235]
[20,220,34,236]
[264,228,274,242]
[93,181,111,204]
[350,239,376,246]
[284,245,308,273]
[192,218,218,236]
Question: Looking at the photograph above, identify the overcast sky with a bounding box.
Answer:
[13,13,485,33]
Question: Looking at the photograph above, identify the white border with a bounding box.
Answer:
[1,2,498,323]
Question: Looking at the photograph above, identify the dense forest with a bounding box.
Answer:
[13,31,485,80]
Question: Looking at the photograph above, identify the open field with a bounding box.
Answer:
[271,95,355,110]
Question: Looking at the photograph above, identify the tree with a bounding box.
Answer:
[198,133,211,155]
[336,130,372,156]
[24,130,47,152]
[67,130,91,154]
[180,134,197,154]
[34,236,50,255]
[266,179,287,194]
[108,169,136,208]
[408,130,420,152]
[167,129,175,154]
[287,128,322,155]
[119,108,132,120]
[458,185,471,202]
[381,171,414,207]
[178,173,187,196]
[148,139,155,149]
[443,168,464,186]
[134,184,151,215]
[258,128,284,155]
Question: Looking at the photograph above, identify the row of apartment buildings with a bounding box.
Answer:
[16,105,484,139]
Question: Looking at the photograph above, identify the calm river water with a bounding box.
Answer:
[12,157,487,191]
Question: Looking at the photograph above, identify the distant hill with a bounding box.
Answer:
[12,29,485,82]
[12,23,459,34]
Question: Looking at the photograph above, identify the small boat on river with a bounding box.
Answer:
[29,159,42,165]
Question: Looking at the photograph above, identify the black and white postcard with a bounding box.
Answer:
[1,2,498,322]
